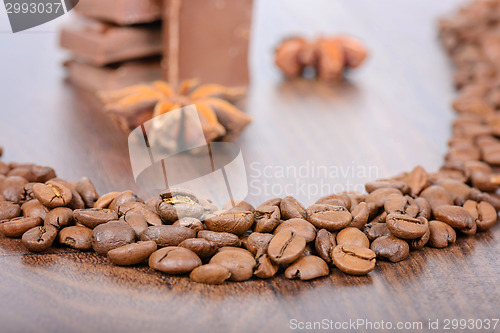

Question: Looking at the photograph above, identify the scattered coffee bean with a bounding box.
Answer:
[314,228,336,264]
[21,225,58,252]
[0,216,42,237]
[149,246,202,274]
[285,255,329,280]
[254,253,279,279]
[122,211,148,239]
[365,180,409,195]
[32,180,72,208]
[21,199,49,220]
[331,244,376,275]
[364,222,390,241]
[92,221,135,256]
[155,190,203,223]
[370,236,410,262]
[280,196,307,220]
[316,193,352,210]
[107,240,157,266]
[58,226,93,250]
[307,204,352,231]
[254,205,281,233]
[178,238,218,259]
[268,229,306,265]
[365,188,402,208]
[173,217,204,232]
[420,185,454,210]
[197,230,242,248]
[209,247,256,281]
[273,218,316,242]
[428,220,457,248]
[44,207,73,229]
[0,201,21,220]
[386,213,429,239]
[140,225,196,247]
[73,208,118,229]
[1,176,28,203]
[109,190,143,213]
[190,264,231,284]
[349,202,369,229]
[463,200,497,231]
[94,191,120,209]
[406,165,429,197]
[432,205,474,230]
[204,210,254,235]
[336,227,370,248]
[246,232,274,255]
[76,177,99,208]
[117,202,162,226]
[51,178,85,210]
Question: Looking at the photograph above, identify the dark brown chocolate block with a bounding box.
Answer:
[64,59,162,92]
[74,0,162,25]
[60,19,162,66]
[163,0,253,87]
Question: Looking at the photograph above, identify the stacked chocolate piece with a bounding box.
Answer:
[60,0,164,92]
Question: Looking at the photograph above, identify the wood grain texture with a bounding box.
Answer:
[0,0,499,332]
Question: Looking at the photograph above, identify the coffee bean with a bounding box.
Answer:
[149,246,202,274]
[109,190,143,213]
[364,222,390,241]
[178,238,218,259]
[284,255,329,280]
[420,185,454,210]
[94,191,120,209]
[432,205,474,230]
[173,217,204,232]
[155,190,203,223]
[58,226,93,250]
[21,199,49,220]
[21,225,58,252]
[21,183,36,202]
[32,180,72,208]
[384,194,419,217]
[140,225,196,247]
[386,213,429,239]
[316,193,352,210]
[370,236,410,262]
[415,197,431,220]
[437,178,471,205]
[8,165,55,183]
[349,202,369,229]
[268,229,306,265]
[107,240,157,266]
[314,229,335,264]
[331,244,376,275]
[76,177,99,208]
[51,178,85,210]
[280,196,307,220]
[408,219,430,250]
[190,264,231,284]
[428,220,457,248]
[259,198,282,208]
[44,207,73,229]
[371,211,387,223]
[273,218,316,242]
[197,230,242,247]
[0,201,21,220]
[117,202,162,226]
[0,216,42,237]
[223,200,255,213]
[307,204,352,231]
[463,200,497,231]
[1,176,28,203]
[246,232,274,255]
[254,205,281,233]
[73,208,119,229]
[254,253,279,279]
[122,211,148,239]
[406,165,429,197]
[204,210,254,235]
[209,247,256,281]
[336,227,370,248]
[365,188,402,208]
[365,180,409,194]
[92,221,135,256]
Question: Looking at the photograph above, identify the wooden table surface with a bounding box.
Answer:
[1,1,499,332]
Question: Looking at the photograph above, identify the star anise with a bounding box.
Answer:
[275,36,368,81]
[98,79,252,143]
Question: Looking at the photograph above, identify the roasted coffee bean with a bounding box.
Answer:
[273,218,316,242]
[190,264,231,284]
[51,178,85,210]
[73,208,118,229]
[209,247,256,281]
[268,229,306,265]
[420,185,454,210]
[173,217,204,232]
[314,229,336,264]
[307,204,352,231]
[259,198,282,208]
[0,201,21,220]
[155,190,203,223]
[463,200,497,231]
[21,183,36,202]
[8,165,55,183]
[94,191,120,209]
[92,221,135,256]
[386,213,429,239]
[246,232,274,255]
[436,179,471,206]
[371,211,387,223]
[204,210,254,235]
[107,240,157,266]
[428,220,457,248]
[336,227,370,248]
[21,225,58,252]
[254,253,279,279]
[223,200,255,213]
[179,238,218,259]
[21,200,49,220]
[370,235,410,262]
[254,205,281,233]
[44,207,73,229]
[470,171,498,192]
[1,176,28,203]
[432,205,474,230]
[346,192,367,208]
[384,194,419,217]
[122,211,148,239]
[0,216,42,237]
[197,230,242,247]
[415,197,431,219]
[349,202,369,229]
[76,177,99,208]
[365,188,402,208]
[109,190,143,213]
[149,246,202,274]
[58,226,93,250]
[280,196,307,220]
[408,219,431,250]
[365,180,409,194]
[406,165,429,197]
[364,222,390,241]
[284,255,329,280]
[316,193,352,210]
[32,180,72,208]
[331,244,376,275]
[117,202,162,226]
[140,225,196,247]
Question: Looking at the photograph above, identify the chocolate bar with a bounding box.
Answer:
[60,18,162,66]
[74,0,162,25]
[64,58,162,92]
[162,0,253,87]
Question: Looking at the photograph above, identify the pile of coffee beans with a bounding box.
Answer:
[0,0,499,284]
